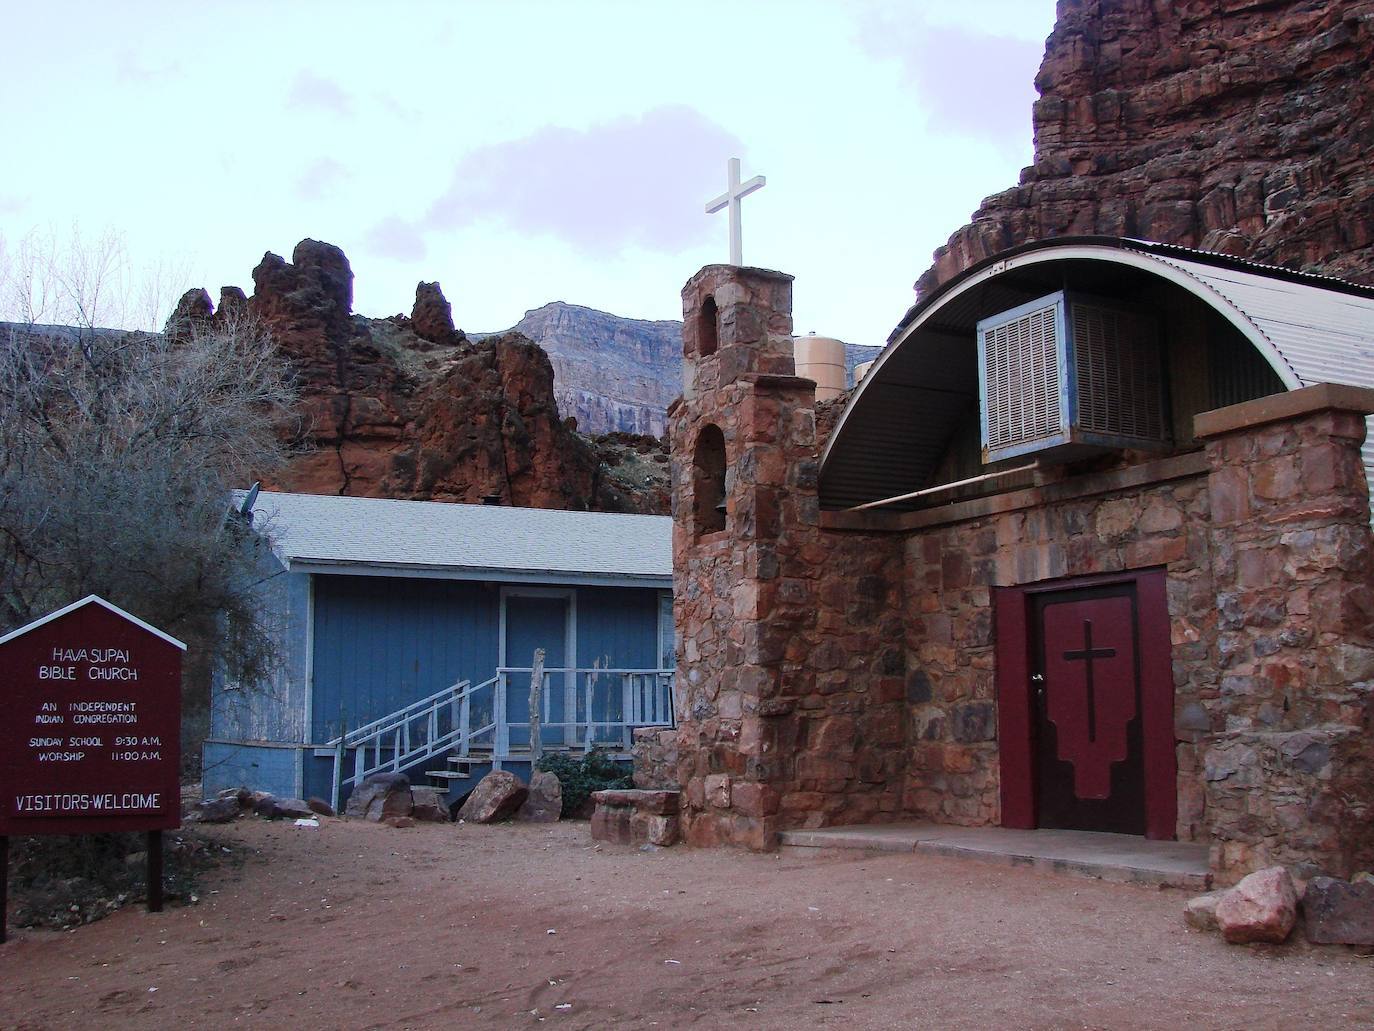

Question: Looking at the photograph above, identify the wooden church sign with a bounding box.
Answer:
[0,596,185,939]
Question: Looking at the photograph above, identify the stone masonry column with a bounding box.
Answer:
[669,264,817,850]
[1196,384,1374,882]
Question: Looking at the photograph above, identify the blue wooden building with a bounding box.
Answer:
[203,492,674,807]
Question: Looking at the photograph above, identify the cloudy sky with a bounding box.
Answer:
[1,1,1056,348]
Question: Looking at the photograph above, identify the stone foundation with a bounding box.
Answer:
[590,789,681,847]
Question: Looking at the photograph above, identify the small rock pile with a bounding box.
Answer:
[186,787,323,824]
[1186,866,1374,946]
[190,768,565,831]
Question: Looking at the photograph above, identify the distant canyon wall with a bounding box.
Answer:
[505,302,878,438]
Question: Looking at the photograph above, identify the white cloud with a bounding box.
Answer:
[853,5,1050,152]
[366,215,428,262]
[286,71,355,116]
[294,158,351,202]
[405,105,744,257]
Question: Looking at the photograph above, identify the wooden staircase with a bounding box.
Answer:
[329,666,674,806]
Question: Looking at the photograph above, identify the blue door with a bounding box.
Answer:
[504,594,570,749]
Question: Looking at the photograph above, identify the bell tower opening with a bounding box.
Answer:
[698,295,719,357]
[693,423,727,535]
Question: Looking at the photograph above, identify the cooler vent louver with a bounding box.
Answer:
[978,291,1166,464]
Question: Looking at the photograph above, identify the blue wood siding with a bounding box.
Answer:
[658,589,675,669]
[310,574,499,741]
[204,741,300,799]
[576,586,660,670]
[209,574,666,800]
[209,557,310,744]
[504,594,569,745]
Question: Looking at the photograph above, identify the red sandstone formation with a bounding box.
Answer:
[408,281,464,347]
[164,287,214,340]
[216,239,663,512]
[215,286,249,325]
[918,0,1374,297]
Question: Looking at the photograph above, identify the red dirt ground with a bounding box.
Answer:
[2,819,1371,1029]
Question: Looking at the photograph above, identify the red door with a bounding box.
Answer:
[996,570,1175,840]
[1032,584,1145,834]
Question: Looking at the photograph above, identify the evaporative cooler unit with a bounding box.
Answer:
[976,291,1168,465]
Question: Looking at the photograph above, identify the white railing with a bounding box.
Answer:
[496,666,675,754]
[326,668,674,810]
[326,676,496,812]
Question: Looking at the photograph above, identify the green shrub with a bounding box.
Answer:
[536,750,633,818]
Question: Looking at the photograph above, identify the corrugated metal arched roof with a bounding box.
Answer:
[820,239,1374,509]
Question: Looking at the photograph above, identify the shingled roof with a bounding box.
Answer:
[238,491,672,587]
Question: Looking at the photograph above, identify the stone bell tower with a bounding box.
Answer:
[669,264,820,849]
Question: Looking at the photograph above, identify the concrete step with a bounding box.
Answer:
[778,822,1211,891]
[425,770,472,782]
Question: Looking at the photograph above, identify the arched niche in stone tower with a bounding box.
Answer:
[692,423,727,534]
[697,295,719,357]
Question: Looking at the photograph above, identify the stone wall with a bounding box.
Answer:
[898,463,1215,835]
[1197,390,1374,881]
[671,265,909,850]
[631,727,679,790]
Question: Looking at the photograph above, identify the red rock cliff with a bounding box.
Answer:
[918,0,1374,296]
[233,240,663,512]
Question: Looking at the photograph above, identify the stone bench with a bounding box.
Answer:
[590,789,681,847]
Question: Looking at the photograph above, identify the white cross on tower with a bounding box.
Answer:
[705,157,766,267]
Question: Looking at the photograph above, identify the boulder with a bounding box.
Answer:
[410,786,451,823]
[255,796,315,820]
[1184,890,1224,932]
[515,771,563,823]
[457,771,528,823]
[306,797,335,818]
[192,796,241,824]
[344,772,414,822]
[1302,877,1374,945]
[1215,866,1297,944]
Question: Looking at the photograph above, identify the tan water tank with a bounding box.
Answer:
[853,359,875,385]
[794,333,847,401]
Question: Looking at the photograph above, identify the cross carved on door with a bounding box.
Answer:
[1061,619,1116,743]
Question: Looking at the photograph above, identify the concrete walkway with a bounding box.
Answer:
[778,822,1211,890]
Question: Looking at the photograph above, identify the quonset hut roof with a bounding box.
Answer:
[820,238,1374,509]
[238,490,673,588]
